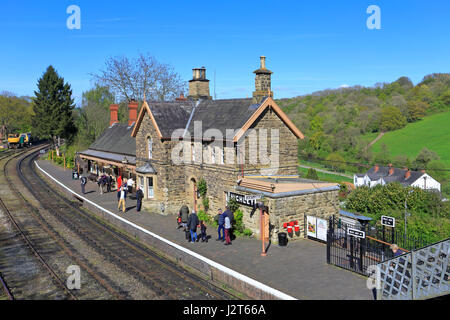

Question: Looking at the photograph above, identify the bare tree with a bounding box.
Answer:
[92,53,186,102]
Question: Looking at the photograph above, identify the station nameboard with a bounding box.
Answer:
[381,215,396,227]
[227,192,258,207]
[347,228,365,239]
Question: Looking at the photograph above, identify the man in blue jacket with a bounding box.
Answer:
[216,209,225,242]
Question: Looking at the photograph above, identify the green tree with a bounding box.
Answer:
[76,85,115,146]
[306,168,319,180]
[406,100,427,122]
[32,66,77,144]
[0,93,34,133]
[413,148,440,170]
[380,106,407,131]
[326,152,346,171]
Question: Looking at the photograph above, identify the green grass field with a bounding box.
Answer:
[298,166,353,184]
[369,110,450,166]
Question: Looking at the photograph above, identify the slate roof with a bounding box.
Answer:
[362,166,424,186]
[79,123,136,164]
[148,101,194,138]
[146,98,265,140]
[86,123,136,157]
[136,162,157,174]
[339,210,373,222]
[78,149,136,165]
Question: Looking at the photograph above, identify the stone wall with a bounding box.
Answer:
[239,107,298,176]
[236,188,339,243]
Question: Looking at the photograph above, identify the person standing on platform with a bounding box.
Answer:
[187,210,199,243]
[117,186,127,213]
[216,209,225,242]
[200,220,208,242]
[117,175,122,190]
[106,174,112,193]
[136,185,144,212]
[179,205,189,232]
[224,214,232,245]
[80,175,87,194]
[117,175,122,202]
[127,177,134,195]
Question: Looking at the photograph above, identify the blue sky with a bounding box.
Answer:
[0,0,449,105]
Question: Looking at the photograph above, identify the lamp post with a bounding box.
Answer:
[258,194,266,257]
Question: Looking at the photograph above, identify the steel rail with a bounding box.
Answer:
[27,151,242,300]
[0,146,79,300]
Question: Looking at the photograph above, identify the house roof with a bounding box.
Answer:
[131,97,304,142]
[87,123,136,157]
[78,123,136,165]
[363,166,425,186]
[78,149,136,165]
[339,210,373,222]
[136,162,157,174]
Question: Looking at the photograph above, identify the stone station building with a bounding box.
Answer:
[79,57,341,242]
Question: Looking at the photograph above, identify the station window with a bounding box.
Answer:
[147,177,154,199]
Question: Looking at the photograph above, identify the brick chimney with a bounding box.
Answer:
[110,104,119,126]
[405,169,411,180]
[176,93,187,101]
[388,164,394,176]
[128,100,138,127]
[374,164,379,173]
[188,67,211,100]
[252,56,273,103]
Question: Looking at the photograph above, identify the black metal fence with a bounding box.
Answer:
[326,215,428,276]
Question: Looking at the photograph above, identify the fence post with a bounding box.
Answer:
[327,230,331,264]
[350,236,354,269]
[411,250,416,300]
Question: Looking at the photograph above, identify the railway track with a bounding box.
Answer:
[0,146,84,299]
[1,146,240,299]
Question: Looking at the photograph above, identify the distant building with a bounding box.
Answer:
[354,164,441,192]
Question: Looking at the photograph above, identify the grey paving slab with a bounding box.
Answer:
[35,159,374,300]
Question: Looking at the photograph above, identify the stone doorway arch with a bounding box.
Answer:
[189,177,198,212]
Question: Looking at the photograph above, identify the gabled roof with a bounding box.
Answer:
[131,96,304,142]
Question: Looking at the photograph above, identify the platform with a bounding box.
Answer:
[35,159,374,300]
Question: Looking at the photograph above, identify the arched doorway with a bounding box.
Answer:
[189,177,197,212]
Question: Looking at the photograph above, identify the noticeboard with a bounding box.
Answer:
[307,216,317,238]
[347,227,365,239]
[381,215,396,227]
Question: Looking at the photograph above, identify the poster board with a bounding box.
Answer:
[316,218,328,241]
[306,216,317,238]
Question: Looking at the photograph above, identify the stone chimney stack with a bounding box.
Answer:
[252,56,273,103]
[188,67,211,100]
[110,104,119,127]
[128,99,138,127]
[374,164,379,173]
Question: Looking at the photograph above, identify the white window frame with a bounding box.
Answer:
[147,177,154,199]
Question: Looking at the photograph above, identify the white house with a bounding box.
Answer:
[354,164,441,192]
